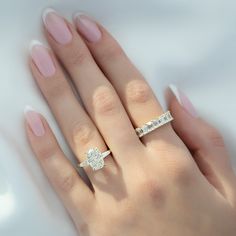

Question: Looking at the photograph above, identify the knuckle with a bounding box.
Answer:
[72,122,94,146]
[37,142,58,160]
[168,158,194,186]
[66,48,89,67]
[45,79,69,101]
[136,178,166,207]
[126,80,152,104]
[57,170,78,192]
[93,87,119,115]
[99,42,124,62]
[151,145,194,187]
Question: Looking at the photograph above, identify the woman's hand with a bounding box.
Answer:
[24,9,236,236]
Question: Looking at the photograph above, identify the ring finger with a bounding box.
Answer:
[29,41,116,183]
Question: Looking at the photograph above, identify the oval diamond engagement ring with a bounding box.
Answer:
[79,148,111,171]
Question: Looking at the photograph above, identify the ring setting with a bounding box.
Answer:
[79,148,111,171]
[135,111,174,138]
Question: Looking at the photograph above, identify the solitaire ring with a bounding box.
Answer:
[135,111,174,138]
[79,147,111,171]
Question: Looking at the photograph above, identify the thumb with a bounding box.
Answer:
[168,84,236,207]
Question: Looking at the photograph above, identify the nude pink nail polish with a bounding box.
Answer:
[74,13,102,43]
[178,89,198,118]
[30,41,56,78]
[24,106,45,137]
[169,84,198,118]
[43,8,72,45]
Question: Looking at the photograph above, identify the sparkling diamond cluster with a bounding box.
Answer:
[136,111,173,138]
[81,148,105,171]
[87,148,105,171]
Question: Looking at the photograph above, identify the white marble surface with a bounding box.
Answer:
[0,0,236,235]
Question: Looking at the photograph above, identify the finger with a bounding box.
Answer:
[29,41,116,181]
[73,13,175,145]
[42,9,139,162]
[24,107,95,223]
[168,84,236,206]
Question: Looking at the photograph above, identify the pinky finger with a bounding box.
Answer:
[168,85,236,208]
[24,106,95,225]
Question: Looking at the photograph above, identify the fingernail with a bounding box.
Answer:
[169,84,198,118]
[24,106,45,137]
[74,13,102,43]
[43,8,72,45]
[30,40,56,77]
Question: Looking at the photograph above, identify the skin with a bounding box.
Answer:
[25,12,236,236]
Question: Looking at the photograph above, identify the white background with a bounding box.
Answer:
[0,0,236,235]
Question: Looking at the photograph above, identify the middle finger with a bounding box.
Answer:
[75,14,176,146]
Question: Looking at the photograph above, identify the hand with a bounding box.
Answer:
[24,9,236,236]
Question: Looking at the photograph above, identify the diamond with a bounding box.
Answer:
[147,122,153,129]
[152,120,158,126]
[86,148,104,170]
[143,125,149,133]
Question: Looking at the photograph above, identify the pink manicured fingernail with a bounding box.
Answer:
[30,40,56,77]
[43,8,72,45]
[24,106,45,137]
[74,13,102,43]
[169,84,198,118]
